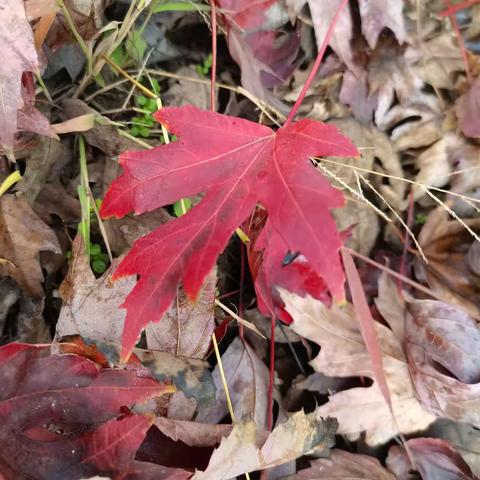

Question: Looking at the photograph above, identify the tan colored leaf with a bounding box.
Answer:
[0,195,60,297]
[406,33,464,90]
[296,449,396,479]
[56,236,135,350]
[146,269,216,359]
[414,207,480,318]
[192,411,337,480]
[374,271,406,339]
[412,133,463,200]
[281,290,436,445]
[154,417,232,448]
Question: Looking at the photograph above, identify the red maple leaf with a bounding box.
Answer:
[0,343,179,479]
[100,106,358,358]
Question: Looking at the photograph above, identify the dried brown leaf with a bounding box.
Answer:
[56,235,135,351]
[146,269,216,359]
[296,449,396,479]
[415,207,480,318]
[0,195,60,297]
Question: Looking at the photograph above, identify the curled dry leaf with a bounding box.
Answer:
[415,207,480,318]
[0,195,61,298]
[296,449,395,479]
[196,336,279,430]
[281,290,435,445]
[56,235,135,355]
[426,419,480,475]
[406,299,480,426]
[405,33,464,90]
[192,411,337,480]
[0,343,175,479]
[387,438,479,480]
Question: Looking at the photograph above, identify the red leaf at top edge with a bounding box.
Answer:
[100,105,358,358]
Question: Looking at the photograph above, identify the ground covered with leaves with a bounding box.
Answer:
[1,0,480,479]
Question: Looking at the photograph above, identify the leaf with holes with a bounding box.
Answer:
[100,105,358,358]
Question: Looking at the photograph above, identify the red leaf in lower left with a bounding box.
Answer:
[0,343,179,480]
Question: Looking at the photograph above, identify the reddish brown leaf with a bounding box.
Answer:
[0,195,61,298]
[216,0,300,110]
[100,105,357,358]
[456,77,480,138]
[297,449,395,479]
[406,299,480,426]
[387,438,478,480]
[0,343,174,479]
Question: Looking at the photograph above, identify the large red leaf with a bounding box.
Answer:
[100,105,358,358]
[0,343,174,479]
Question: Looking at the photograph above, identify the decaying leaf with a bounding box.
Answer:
[146,269,216,359]
[192,411,337,479]
[296,449,395,479]
[0,195,61,297]
[56,236,135,353]
[138,349,215,407]
[406,299,480,426]
[281,290,436,445]
[387,438,479,480]
[196,337,276,429]
[0,343,175,479]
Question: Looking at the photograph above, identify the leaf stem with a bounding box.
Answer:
[284,0,349,126]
